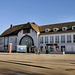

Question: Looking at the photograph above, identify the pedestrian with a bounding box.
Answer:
[35,49,37,54]
[46,49,48,54]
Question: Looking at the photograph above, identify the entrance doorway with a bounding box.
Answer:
[27,46,35,53]
[19,35,35,53]
[61,46,65,52]
[46,44,58,53]
[27,47,29,53]
[50,46,54,52]
[4,46,8,52]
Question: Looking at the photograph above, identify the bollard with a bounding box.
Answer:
[9,43,12,53]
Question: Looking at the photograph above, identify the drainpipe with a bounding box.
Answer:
[37,32,40,49]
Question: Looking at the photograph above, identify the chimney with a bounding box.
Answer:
[32,22,35,24]
[10,24,13,28]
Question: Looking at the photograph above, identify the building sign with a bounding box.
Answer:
[17,45,27,52]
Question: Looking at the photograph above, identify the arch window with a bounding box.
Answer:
[62,27,67,31]
[53,28,58,32]
[20,35,34,46]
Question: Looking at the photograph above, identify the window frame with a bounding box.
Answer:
[61,35,65,43]
[40,37,43,43]
[45,36,48,43]
[67,35,71,43]
[50,36,54,44]
[72,26,75,30]
[73,35,75,43]
[0,38,3,44]
[4,37,8,46]
[23,29,30,34]
[62,27,67,31]
[45,29,50,32]
[53,28,58,32]
[55,36,59,43]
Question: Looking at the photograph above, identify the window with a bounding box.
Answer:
[53,28,58,32]
[73,35,75,43]
[45,29,50,32]
[67,35,71,43]
[0,38,3,44]
[55,36,59,43]
[40,37,43,43]
[50,36,54,44]
[45,36,48,43]
[23,29,30,34]
[62,27,67,31]
[10,38,12,42]
[4,37,8,51]
[61,35,65,43]
[15,38,17,43]
[5,37,8,46]
[72,26,75,30]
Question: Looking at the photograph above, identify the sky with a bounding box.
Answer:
[0,0,75,34]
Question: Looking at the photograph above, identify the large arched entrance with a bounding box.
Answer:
[19,35,35,53]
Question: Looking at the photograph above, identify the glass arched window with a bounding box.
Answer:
[20,36,34,46]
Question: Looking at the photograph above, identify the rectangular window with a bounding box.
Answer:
[45,36,48,43]
[4,37,8,51]
[23,29,30,34]
[50,36,54,44]
[5,37,8,46]
[67,35,71,43]
[61,35,65,43]
[55,36,59,43]
[72,26,75,30]
[0,38,3,44]
[15,38,17,43]
[73,35,75,43]
[40,37,43,43]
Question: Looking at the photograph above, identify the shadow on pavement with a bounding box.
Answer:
[0,60,52,70]
[9,60,32,63]
[0,68,44,75]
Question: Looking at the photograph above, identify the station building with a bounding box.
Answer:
[0,22,75,53]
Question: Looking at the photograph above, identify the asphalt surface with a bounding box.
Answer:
[0,53,75,75]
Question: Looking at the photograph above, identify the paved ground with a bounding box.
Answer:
[0,53,75,75]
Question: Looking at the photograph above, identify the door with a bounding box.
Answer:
[61,46,65,52]
[27,47,29,53]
